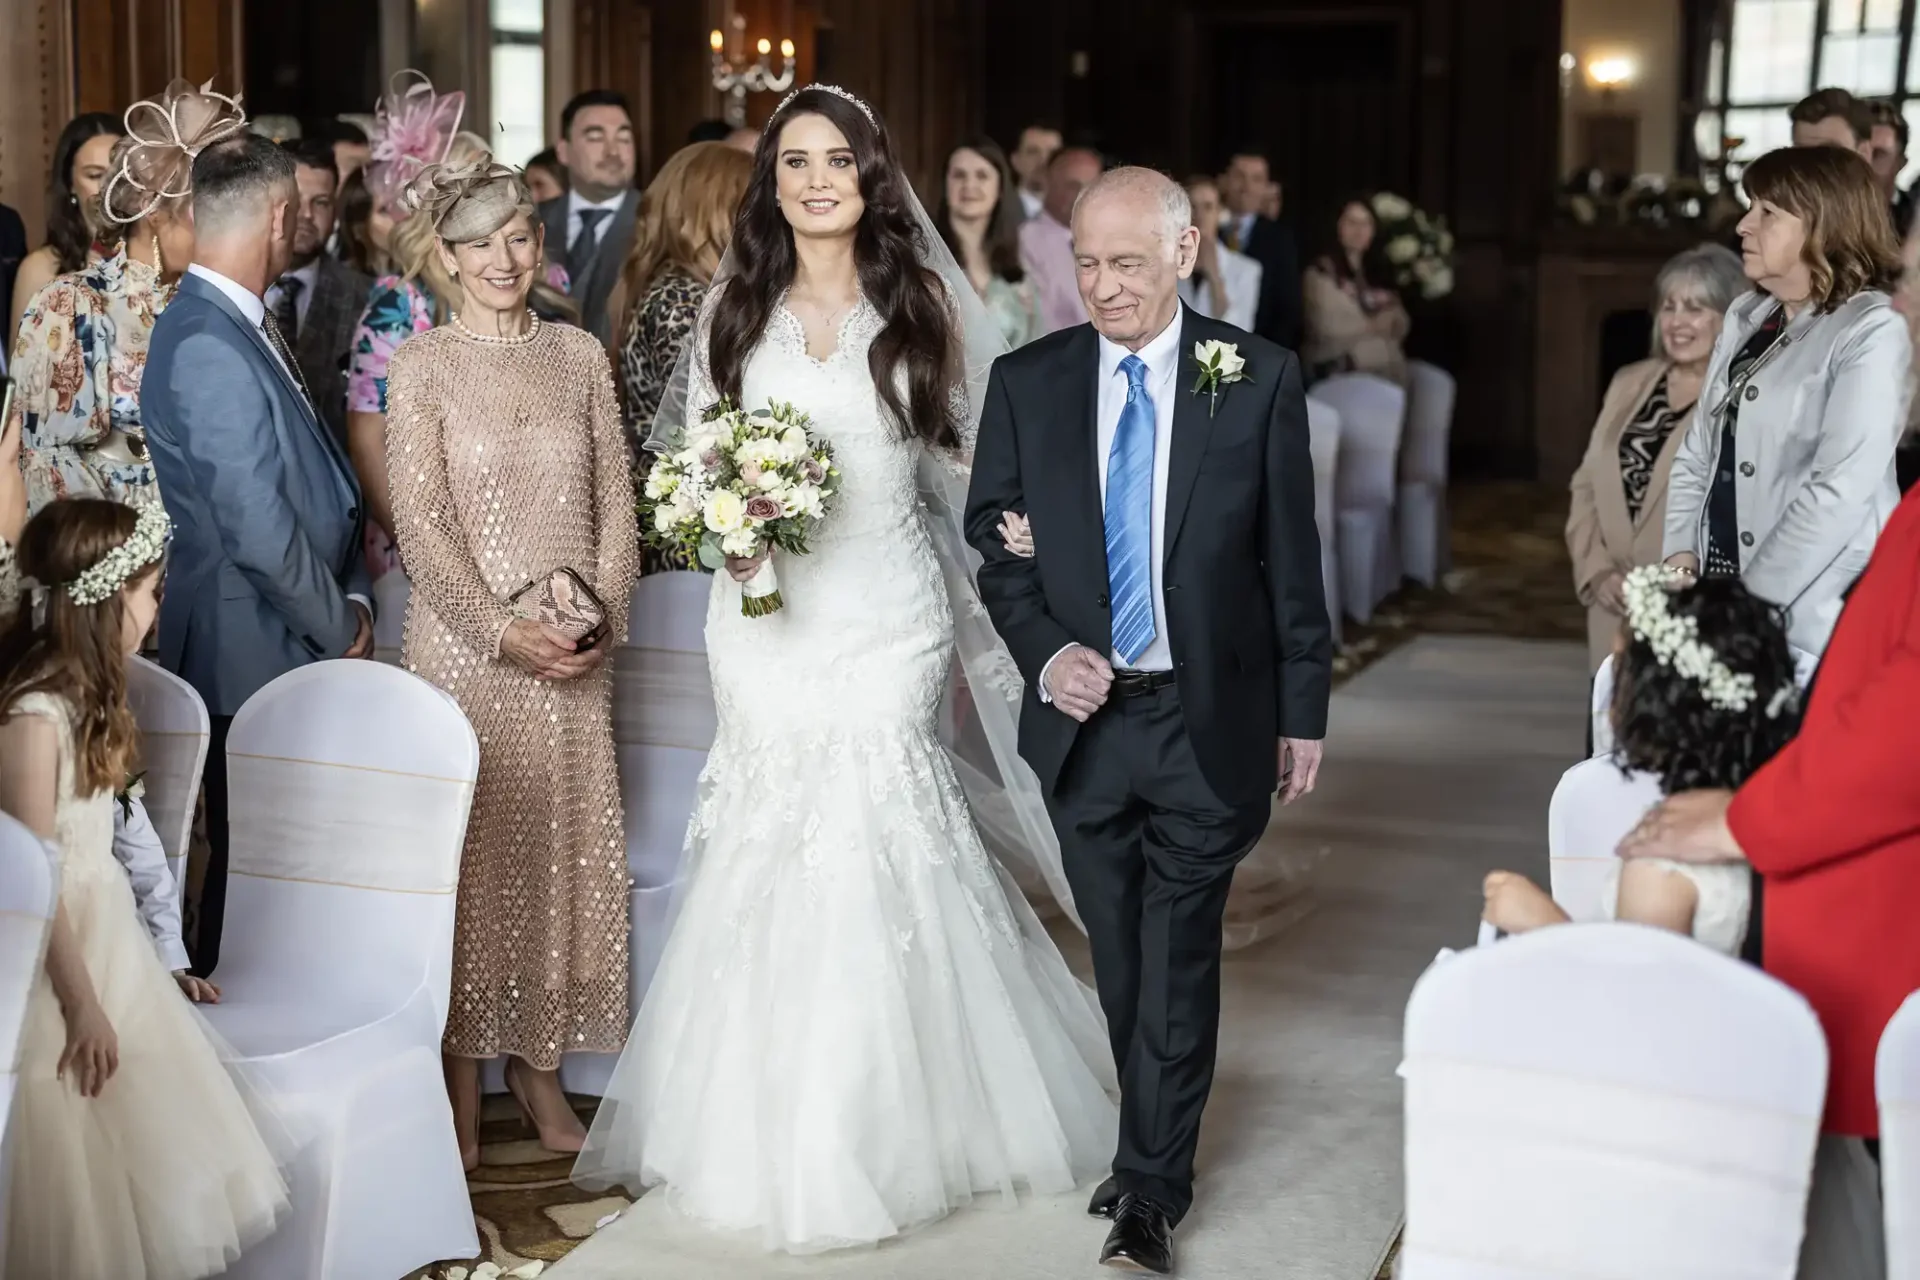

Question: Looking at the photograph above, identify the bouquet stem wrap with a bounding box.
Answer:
[741,559,782,617]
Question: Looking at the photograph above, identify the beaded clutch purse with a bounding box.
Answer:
[506,568,610,650]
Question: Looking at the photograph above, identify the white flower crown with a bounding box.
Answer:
[1621,564,1795,719]
[767,84,876,130]
[60,504,172,607]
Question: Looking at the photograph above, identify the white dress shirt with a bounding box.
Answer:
[187,263,297,383]
[568,190,627,252]
[264,258,320,330]
[1040,305,1184,701]
[1019,188,1044,221]
[1179,245,1263,333]
[114,796,190,972]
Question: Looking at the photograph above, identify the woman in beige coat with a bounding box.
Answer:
[1567,243,1747,670]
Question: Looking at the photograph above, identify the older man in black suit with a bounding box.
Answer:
[538,89,640,343]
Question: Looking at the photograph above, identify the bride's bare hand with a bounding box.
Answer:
[998,512,1034,559]
[725,549,769,583]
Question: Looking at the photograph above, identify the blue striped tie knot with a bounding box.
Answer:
[1105,354,1157,664]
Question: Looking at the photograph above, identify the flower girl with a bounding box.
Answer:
[1482,568,1801,953]
[0,499,288,1279]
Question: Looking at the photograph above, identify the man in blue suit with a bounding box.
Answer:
[143,133,372,976]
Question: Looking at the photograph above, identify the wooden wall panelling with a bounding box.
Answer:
[572,0,654,175]
[70,0,244,112]
[0,0,71,236]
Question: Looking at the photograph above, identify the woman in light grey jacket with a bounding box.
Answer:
[1665,145,1909,661]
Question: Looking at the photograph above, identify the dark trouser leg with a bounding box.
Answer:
[1049,706,1149,1089]
[189,715,234,978]
[1114,687,1269,1225]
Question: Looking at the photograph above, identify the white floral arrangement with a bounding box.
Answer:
[66,502,171,606]
[1189,340,1250,418]
[1622,564,1793,717]
[641,398,840,617]
[1370,192,1455,300]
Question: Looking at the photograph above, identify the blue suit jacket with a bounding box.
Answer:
[143,271,371,716]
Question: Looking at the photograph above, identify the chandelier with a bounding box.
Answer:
[709,15,796,128]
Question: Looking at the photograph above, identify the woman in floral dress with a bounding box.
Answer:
[8,85,235,515]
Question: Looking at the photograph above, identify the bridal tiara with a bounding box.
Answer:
[767,84,876,130]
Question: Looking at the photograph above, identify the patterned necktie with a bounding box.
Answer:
[270,274,303,343]
[573,207,611,258]
[260,309,314,407]
[1105,354,1157,665]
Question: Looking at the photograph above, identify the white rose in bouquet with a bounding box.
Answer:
[778,424,811,461]
[1386,235,1420,265]
[719,528,760,558]
[705,489,747,534]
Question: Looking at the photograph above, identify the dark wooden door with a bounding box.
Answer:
[1200,12,1411,249]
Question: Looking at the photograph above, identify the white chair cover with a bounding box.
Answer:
[1546,756,1664,923]
[372,569,410,668]
[1305,394,1344,646]
[0,810,57,1227]
[204,660,480,1280]
[1402,923,1828,1279]
[1310,371,1406,623]
[1880,990,1920,1279]
[1590,652,1617,757]
[126,655,210,892]
[557,570,715,1097]
[1399,360,1456,588]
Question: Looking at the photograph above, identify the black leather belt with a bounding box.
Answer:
[1110,669,1177,698]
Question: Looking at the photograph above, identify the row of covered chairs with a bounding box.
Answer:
[1309,360,1456,632]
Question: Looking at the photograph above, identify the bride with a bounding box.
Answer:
[572,86,1119,1252]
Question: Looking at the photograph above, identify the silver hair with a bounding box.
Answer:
[1071,166,1192,247]
[1651,243,1747,357]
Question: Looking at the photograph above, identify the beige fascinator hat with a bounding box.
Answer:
[102,79,250,225]
[401,154,535,242]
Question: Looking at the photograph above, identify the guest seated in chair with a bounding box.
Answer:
[1482,570,1800,954]
[1301,195,1410,387]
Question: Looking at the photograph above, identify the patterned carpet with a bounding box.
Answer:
[411,482,1581,1280]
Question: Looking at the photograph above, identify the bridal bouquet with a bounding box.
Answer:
[641,399,840,617]
[1370,192,1455,300]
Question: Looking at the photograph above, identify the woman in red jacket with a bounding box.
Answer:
[1622,484,1920,1141]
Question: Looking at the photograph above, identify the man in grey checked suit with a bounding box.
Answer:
[143,134,373,976]
[267,138,372,446]
[538,88,639,344]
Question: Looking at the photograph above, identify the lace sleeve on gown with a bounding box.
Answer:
[383,341,516,657]
[588,350,640,638]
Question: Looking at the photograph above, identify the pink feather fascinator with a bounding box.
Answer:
[364,70,466,215]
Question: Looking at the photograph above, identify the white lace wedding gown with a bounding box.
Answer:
[574,298,1119,1254]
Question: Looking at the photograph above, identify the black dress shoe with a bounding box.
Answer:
[1088,1175,1121,1218]
[1099,1194,1173,1274]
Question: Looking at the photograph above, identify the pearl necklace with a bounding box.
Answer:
[451,310,540,345]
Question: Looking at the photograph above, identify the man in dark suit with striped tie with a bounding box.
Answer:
[537,89,639,343]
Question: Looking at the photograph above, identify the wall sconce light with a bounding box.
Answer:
[1587,56,1637,94]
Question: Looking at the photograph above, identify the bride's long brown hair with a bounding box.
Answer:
[0,501,152,796]
[707,88,961,448]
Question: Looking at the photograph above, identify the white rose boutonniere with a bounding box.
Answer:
[116,772,147,822]
[1190,340,1251,418]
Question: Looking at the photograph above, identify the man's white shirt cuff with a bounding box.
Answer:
[1037,643,1079,705]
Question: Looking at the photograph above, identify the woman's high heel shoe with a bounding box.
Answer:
[504,1058,588,1155]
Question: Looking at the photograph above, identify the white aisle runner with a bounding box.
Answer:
[550,635,1589,1280]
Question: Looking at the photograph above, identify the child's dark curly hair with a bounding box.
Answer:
[1609,576,1802,794]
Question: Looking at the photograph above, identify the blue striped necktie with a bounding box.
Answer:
[1105,354,1157,665]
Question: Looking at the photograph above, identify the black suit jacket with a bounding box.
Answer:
[0,203,26,348]
[293,255,374,446]
[964,309,1333,806]
[1225,216,1303,352]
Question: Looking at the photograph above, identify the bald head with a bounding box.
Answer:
[1070,166,1199,349]
[1043,146,1103,224]
[1072,166,1192,246]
